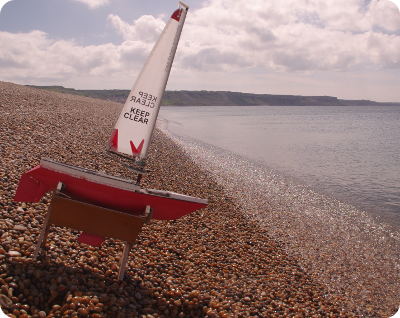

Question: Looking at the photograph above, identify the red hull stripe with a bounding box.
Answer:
[171,9,182,21]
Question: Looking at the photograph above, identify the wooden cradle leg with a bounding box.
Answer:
[118,242,132,280]
[33,207,52,260]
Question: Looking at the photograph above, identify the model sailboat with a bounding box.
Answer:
[14,2,207,280]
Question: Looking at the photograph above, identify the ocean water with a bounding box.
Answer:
[160,105,400,227]
[159,105,400,312]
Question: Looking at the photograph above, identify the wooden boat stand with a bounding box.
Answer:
[33,182,152,280]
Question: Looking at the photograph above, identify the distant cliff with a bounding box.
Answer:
[28,86,400,106]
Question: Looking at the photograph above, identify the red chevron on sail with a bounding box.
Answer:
[171,8,183,21]
[109,129,118,151]
[130,139,144,155]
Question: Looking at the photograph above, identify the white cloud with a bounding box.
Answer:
[108,14,165,42]
[178,0,400,73]
[71,0,109,9]
[388,0,400,11]
[0,30,150,83]
[0,0,12,12]
[0,12,166,84]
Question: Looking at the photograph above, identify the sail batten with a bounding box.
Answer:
[109,3,188,160]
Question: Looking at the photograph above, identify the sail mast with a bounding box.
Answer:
[109,2,189,162]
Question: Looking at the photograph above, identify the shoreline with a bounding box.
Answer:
[0,81,397,317]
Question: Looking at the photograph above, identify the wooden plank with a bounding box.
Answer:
[48,194,146,243]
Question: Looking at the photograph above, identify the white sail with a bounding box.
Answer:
[109,2,188,160]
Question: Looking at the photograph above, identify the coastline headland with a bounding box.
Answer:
[27,85,400,107]
[1,81,399,317]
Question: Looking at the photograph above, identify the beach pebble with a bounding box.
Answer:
[0,294,12,308]
[13,225,27,231]
[7,250,21,257]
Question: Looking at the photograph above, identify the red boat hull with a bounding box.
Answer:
[14,160,207,221]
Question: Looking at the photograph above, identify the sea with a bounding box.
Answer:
[160,105,400,228]
[159,105,400,311]
[158,106,400,317]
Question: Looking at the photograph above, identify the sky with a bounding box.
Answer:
[0,0,399,102]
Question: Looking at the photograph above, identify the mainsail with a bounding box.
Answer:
[109,2,188,160]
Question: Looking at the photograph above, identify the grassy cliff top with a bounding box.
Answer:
[28,85,400,106]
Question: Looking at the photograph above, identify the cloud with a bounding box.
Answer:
[0,11,166,84]
[0,0,11,12]
[108,14,165,42]
[0,30,150,84]
[388,0,400,10]
[70,0,109,9]
[181,48,251,71]
[177,0,400,73]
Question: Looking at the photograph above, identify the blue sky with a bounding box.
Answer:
[0,0,399,101]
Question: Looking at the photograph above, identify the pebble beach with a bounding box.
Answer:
[0,81,398,317]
